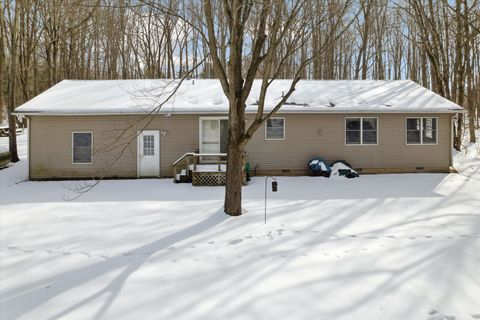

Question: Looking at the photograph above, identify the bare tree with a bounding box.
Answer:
[1,0,20,162]
[2,0,479,206]
[200,0,354,215]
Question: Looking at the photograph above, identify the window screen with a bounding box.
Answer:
[362,118,377,144]
[73,132,92,163]
[406,118,436,144]
[406,118,421,144]
[345,118,361,144]
[266,118,285,140]
[422,118,437,144]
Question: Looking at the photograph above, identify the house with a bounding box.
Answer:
[14,79,463,180]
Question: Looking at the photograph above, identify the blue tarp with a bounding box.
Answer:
[308,157,331,176]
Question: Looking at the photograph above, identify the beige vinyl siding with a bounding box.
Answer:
[246,113,451,174]
[29,113,452,179]
[29,115,198,179]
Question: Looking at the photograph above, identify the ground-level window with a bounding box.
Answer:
[265,117,285,140]
[345,117,378,145]
[406,117,437,144]
[72,132,93,164]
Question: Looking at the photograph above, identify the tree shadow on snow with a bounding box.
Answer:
[0,208,229,320]
[1,167,478,319]
[0,173,450,205]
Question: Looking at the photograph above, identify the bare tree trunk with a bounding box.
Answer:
[463,0,477,143]
[0,5,5,121]
[221,0,248,216]
[224,136,245,215]
[5,0,20,162]
[453,0,468,150]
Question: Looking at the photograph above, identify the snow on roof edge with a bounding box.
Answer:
[14,79,464,115]
[14,109,464,116]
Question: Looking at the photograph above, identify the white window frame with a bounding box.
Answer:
[405,117,438,145]
[72,131,93,165]
[265,117,286,141]
[344,117,378,146]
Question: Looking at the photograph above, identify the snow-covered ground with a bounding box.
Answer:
[1,131,479,320]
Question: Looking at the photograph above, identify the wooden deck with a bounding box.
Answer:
[172,153,245,186]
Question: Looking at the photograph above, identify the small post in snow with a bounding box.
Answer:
[264,176,278,224]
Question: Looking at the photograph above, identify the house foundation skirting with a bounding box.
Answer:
[252,166,452,176]
[29,166,453,181]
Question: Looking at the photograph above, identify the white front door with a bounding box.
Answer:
[138,130,160,177]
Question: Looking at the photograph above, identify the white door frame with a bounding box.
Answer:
[137,130,160,177]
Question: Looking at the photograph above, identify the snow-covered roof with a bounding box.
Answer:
[14,79,463,115]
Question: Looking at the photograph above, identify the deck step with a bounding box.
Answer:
[174,172,191,183]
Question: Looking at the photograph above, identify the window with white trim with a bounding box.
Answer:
[406,117,437,144]
[265,118,285,140]
[345,117,377,145]
[72,132,93,164]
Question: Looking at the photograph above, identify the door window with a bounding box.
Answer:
[201,119,220,153]
[143,135,155,156]
[201,119,228,153]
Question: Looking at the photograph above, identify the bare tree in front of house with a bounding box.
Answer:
[200,0,354,216]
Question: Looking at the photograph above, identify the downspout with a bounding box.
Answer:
[159,130,163,178]
[28,116,31,180]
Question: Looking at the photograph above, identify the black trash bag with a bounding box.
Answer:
[330,160,359,179]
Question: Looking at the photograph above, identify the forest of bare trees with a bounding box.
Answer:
[1,0,479,213]
[1,0,478,140]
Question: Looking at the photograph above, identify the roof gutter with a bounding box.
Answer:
[13,109,465,116]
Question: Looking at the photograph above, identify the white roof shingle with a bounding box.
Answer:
[14,79,463,115]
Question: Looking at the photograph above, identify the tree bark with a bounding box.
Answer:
[224,138,245,216]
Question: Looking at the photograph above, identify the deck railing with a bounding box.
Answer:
[172,152,228,179]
